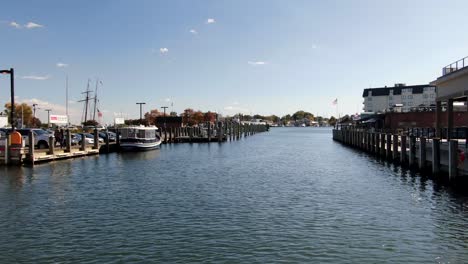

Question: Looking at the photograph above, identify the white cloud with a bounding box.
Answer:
[159,47,169,54]
[21,75,51,80]
[10,21,21,28]
[206,18,215,24]
[224,105,249,113]
[189,29,198,34]
[311,44,318,49]
[248,61,267,66]
[16,97,81,124]
[56,62,68,68]
[25,22,43,29]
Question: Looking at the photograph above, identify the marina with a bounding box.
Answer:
[1,128,467,263]
[0,122,269,166]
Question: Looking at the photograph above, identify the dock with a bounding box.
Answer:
[332,128,468,181]
[0,122,268,166]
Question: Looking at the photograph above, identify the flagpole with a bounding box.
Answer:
[66,75,69,126]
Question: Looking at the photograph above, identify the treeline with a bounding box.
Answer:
[125,108,337,126]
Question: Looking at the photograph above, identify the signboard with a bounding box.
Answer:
[49,115,68,124]
[0,116,8,128]
[114,117,125,125]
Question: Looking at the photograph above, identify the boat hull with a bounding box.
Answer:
[119,141,161,151]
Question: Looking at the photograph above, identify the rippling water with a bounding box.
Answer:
[1,128,467,263]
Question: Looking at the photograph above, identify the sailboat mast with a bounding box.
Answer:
[81,79,91,124]
[93,79,98,121]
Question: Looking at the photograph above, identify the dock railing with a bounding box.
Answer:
[442,56,468,76]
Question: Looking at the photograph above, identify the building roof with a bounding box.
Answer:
[362,84,434,97]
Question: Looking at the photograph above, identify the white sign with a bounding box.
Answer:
[49,115,68,124]
[0,116,8,127]
[114,117,125,125]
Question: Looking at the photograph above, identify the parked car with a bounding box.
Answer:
[99,131,117,142]
[8,128,53,149]
[71,134,80,145]
[86,133,104,143]
[76,133,94,145]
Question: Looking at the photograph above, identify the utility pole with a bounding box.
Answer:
[0,68,15,130]
[136,102,146,124]
[45,109,52,128]
[32,104,38,118]
[161,106,168,129]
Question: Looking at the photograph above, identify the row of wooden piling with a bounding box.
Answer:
[158,122,268,143]
[332,129,464,180]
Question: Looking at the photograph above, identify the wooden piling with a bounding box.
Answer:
[93,129,99,149]
[448,140,458,180]
[65,129,71,153]
[409,136,417,167]
[400,135,407,164]
[418,137,426,170]
[432,138,440,175]
[375,133,380,155]
[105,132,110,153]
[80,133,86,151]
[386,134,392,159]
[380,133,386,157]
[392,134,399,161]
[48,136,55,155]
[28,131,34,163]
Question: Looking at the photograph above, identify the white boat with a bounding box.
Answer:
[119,126,161,151]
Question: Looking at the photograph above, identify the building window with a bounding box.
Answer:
[423,94,428,98]
[402,95,406,99]
[408,95,413,99]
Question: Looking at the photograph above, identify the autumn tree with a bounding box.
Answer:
[181,108,194,125]
[192,111,204,124]
[4,103,34,127]
[144,109,161,125]
[204,111,216,123]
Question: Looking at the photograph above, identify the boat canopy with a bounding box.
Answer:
[120,127,157,139]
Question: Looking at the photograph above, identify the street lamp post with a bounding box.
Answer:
[161,106,168,129]
[45,109,52,128]
[0,68,15,130]
[136,102,146,124]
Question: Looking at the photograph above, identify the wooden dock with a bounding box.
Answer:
[332,128,468,181]
[0,122,269,166]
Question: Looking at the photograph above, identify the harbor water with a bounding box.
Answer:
[0,127,467,263]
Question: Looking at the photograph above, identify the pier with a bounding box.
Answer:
[332,127,468,181]
[0,122,268,166]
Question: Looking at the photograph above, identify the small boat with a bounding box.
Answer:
[119,126,161,151]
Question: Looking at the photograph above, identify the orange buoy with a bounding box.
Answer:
[10,131,22,145]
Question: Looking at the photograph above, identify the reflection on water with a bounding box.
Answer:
[118,149,160,161]
[0,128,467,263]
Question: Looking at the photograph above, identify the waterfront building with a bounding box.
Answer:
[362,83,436,113]
[430,55,468,139]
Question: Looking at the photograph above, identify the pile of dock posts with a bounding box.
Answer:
[158,121,268,144]
[332,128,467,182]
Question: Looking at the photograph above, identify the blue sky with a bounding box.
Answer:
[1,0,468,124]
